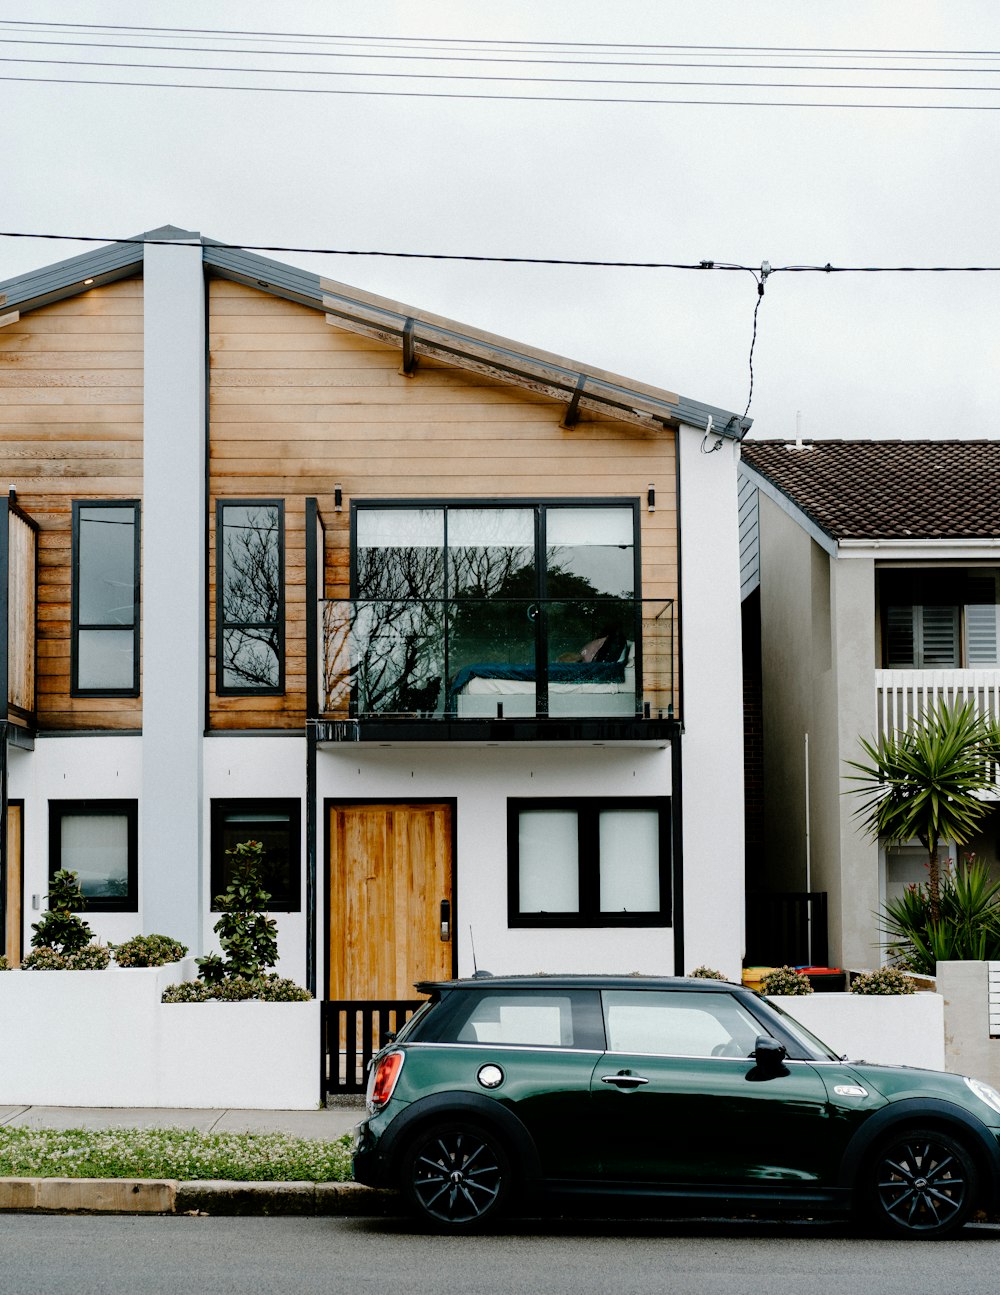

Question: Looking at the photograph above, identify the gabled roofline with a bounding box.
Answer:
[2,230,751,438]
[739,460,839,556]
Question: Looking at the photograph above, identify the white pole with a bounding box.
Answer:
[804,732,812,964]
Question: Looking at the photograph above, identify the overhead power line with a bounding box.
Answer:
[2,230,1000,273]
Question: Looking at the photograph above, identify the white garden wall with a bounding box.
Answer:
[0,961,320,1109]
[769,992,945,1070]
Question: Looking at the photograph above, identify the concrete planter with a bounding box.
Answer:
[767,992,945,1070]
[0,959,320,1109]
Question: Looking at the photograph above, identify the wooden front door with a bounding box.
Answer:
[3,802,23,967]
[328,802,453,1000]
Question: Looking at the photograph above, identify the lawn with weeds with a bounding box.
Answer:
[0,1127,353,1182]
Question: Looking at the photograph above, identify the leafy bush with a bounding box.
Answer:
[162,838,311,1003]
[0,955,9,971]
[162,974,311,1003]
[30,870,94,956]
[113,933,188,968]
[688,965,727,980]
[882,855,1000,975]
[23,943,111,971]
[851,966,918,995]
[201,839,279,981]
[760,965,814,996]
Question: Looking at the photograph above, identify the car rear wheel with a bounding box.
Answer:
[865,1127,977,1239]
[402,1121,511,1231]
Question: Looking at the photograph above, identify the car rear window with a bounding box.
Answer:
[416,988,604,1049]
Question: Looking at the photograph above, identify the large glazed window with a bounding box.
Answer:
[217,501,284,693]
[48,800,138,912]
[71,501,140,695]
[508,799,670,927]
[351,502,639,717]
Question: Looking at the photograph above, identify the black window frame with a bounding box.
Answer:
[508,797,671,928]
[48,799,139,913]
[215,499,285,696]
[210,798,302,912]
[70,499,141,697]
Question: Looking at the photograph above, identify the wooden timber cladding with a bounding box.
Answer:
[0,279,143,730]
[208,278,678,729]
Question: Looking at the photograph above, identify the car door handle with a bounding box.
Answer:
[600,1072,649,1089]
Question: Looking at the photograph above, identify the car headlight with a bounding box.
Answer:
[964,1075,1000,1115]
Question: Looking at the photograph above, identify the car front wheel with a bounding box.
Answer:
[402,1121,511,1231]
[865,1128,978,1239]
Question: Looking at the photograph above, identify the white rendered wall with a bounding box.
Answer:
[317,745,674,979]
[141,236,206,954]
[6,736,144,950]
[677,427,746,979]
[769,992,945,1070]
[202,735,307,981]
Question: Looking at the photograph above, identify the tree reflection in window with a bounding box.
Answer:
[218,502,283,692]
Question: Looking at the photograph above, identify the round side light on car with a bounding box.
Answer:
[477,1064,504,1089]
[368,1051,405,1112]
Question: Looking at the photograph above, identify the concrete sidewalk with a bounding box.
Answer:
[0,1102,397,1217]
[0,1103,364,1138]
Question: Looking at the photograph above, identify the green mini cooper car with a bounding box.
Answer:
[352,975,1000,1237]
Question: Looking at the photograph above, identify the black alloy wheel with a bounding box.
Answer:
[867,1128,977,1239]
[403,1122,510,1230]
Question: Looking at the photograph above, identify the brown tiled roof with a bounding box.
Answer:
[740,439,1000,541]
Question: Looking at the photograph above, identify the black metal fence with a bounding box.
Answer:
[745,892,829,968]
[322,999,424,1096]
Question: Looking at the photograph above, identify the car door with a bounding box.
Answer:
[590,988,838,1191]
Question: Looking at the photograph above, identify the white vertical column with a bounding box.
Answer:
[141,234,206,952]
[677,428,746,978]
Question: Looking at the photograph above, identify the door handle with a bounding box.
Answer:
[600,1072,649,1090]
[440,899,451,942]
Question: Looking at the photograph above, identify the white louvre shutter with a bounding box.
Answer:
[966,575,999,666]
[920,605,959,667]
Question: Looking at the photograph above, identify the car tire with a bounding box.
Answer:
[401,1120,512,1231]
[863,1126,978,1239]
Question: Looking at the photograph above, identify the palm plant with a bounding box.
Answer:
[846,700,1000,921]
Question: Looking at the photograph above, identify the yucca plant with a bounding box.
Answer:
[846,701,1000,921]
[882,855,1000,974]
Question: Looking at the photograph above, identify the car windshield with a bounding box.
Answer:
[763,997,842,1061]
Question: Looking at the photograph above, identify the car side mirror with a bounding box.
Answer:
[753,1035,787,1074]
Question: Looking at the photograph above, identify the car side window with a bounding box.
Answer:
[429,989,604,1049]
[602,990,762,1058]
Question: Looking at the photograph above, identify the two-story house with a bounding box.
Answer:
[1,228,749,1080]
[739,438,1000,970]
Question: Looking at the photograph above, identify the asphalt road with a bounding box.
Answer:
[3,1215,1000,1295]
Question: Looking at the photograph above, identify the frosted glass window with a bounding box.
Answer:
[599,811,660,912]
[518,811,579,913]
[448,509,533,548]
[77,629,134,690]
[546,508,634,548]
[357,509,443,548]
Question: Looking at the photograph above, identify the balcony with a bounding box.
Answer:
[316,597,675,743]
[876,669,1000,742]
[3,494,38,732]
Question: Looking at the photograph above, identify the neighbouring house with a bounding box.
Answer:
[739,438,1000,971]
[1,227,749,1084]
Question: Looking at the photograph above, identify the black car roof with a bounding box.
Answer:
[415,975,743,994]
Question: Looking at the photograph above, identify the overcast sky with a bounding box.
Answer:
[3,1,999,442]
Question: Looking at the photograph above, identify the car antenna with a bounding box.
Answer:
[469,927,493,979]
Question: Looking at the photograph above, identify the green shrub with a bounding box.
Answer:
[23,943,111,971]
[851,966,918,995]
[113,934,188,968]
[30,871,94,956]
[162,839,311,1002]
[760,965,814,996]
[162,974,311,1003]
[882,855,1000,975]
[688,965,727,980]
[0,955,9,971]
